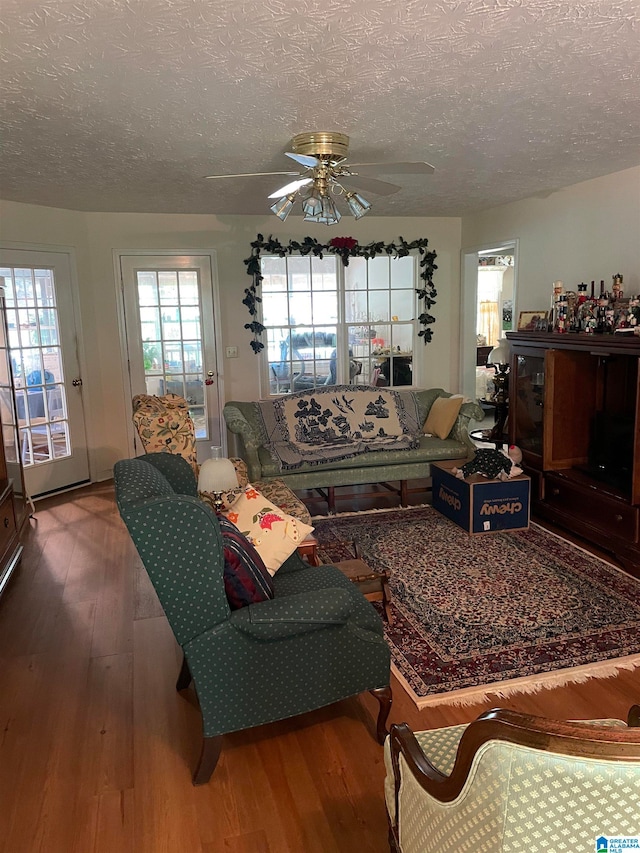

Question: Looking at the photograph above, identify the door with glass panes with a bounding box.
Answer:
[0,248,90,498]
[119,253,223,461]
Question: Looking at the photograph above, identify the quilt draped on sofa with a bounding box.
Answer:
[256,385,421,470]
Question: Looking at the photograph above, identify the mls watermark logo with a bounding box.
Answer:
[596,836,640,851]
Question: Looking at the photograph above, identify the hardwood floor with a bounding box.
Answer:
[0,481,637,853]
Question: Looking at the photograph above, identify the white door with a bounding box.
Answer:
[119,253,224,462]
[0,248,90,498]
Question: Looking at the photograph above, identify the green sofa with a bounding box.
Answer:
[223,388,484,506]
[114,452,392,784]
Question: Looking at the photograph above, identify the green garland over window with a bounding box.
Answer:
[242,234,438,353]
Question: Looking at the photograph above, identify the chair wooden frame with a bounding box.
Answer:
[388,705,640,853]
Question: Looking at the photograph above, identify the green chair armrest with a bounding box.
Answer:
[230,588,354,639]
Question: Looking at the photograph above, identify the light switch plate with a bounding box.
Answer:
[225,346,238,358]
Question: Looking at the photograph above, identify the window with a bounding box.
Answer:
[261,253,417,395]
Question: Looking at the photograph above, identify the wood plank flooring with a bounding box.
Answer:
[0,481,637,853]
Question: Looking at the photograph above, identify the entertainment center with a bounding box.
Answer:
[507,331,640,576]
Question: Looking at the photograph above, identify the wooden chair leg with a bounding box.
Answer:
[192,735,223,785]
[370,685,393,744]
[176,654,192,691]
[381,577,394,625]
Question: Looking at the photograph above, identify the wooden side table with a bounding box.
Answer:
[334,558,393,624]
[297,533,320,566]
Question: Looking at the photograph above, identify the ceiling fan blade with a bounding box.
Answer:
[285,152,319,168]
[337,175,402,196]
[203,170,300,180]
[267,177,313,198]
[347,161,435,175]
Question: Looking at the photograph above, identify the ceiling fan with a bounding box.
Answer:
[204,131,435,224]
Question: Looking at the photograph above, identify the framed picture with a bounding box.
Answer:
[517,311,548,331]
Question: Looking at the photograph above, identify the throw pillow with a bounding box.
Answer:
[217,515,275,609]
[423,395,464,439]
[222,484,314,574]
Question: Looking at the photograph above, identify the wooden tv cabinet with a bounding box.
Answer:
[506,331,640,577]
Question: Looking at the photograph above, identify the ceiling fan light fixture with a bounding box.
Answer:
[269,193,296,221]
[301,187,323,217]
[303,194,341,225]
[345,191,371,220]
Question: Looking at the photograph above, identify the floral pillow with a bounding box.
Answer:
[222,484,314,574]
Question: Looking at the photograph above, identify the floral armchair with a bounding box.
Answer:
[131,393,312,524]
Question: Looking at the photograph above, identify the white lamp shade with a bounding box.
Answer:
[198,457,238,493]
[487,337,510,367]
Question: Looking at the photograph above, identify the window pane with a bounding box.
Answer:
[344,257,366,290]
[161,307,181,340]
[181,306,201,340]
[289,292,312,326]
[391,289,414,321]
[158,272,179,304]
[262,291,288,326]
[345,290,367,324]
[14,270,34,305]
[178,271,199,302]
[312,290,337,324]
[311,256,337,291]
[288,256,311,291]
[391,255,414,288]
[140,306,161,341]
[391,324,413,352]
[369,290,389,322]
[262,262,287,293]
[34,270,56,306]
[137,276,158,306]
[368,257,389,290]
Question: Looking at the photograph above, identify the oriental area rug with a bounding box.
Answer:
[312,506,640,709]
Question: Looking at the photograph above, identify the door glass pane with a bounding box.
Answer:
[0,266,71,465]
[136,269,206,438]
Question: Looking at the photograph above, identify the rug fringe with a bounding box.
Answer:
[311,503,431,521]
[398,653,640,710]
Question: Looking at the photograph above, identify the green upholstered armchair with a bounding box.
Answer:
[114,452,392,785]
[385,706,640,853]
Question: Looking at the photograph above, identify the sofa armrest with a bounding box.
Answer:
[450,399,485,451]
[223,404,263,480]
[230,588,354,639]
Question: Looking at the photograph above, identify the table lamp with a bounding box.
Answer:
[486,338,510,439]
[198,447,239,512]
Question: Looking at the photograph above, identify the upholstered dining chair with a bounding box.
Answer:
[114,452,392,785]
[385,706,640,853]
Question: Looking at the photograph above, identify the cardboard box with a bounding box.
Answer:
[431,460,530,534]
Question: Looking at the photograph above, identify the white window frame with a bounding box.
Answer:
[258,253,420,397]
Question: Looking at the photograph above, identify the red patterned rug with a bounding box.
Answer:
[312,506,640,708]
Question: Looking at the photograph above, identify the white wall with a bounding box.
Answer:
[0,201,461,481]
[462,166,640,317]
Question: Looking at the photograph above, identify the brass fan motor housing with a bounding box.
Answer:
[291,131,350,163]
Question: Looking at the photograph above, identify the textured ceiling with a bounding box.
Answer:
[1,0,639,217]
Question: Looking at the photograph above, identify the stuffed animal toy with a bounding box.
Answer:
[452,445,523,481]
